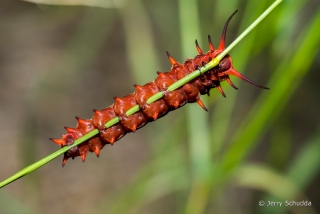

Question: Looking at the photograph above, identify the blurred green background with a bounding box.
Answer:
[0,0,319,213]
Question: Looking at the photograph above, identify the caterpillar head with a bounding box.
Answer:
[213,10,269,92]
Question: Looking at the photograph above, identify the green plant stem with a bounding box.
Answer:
[0,129,99,188]
[218,0,282,61]
[0,0,282,189]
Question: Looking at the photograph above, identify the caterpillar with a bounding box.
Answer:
[50,10,268,166]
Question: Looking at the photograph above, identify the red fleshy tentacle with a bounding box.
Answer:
[196,99,208,111]
[166,51,179,66]
[216,10,238,53]
[227,68,269,89]
[79,145,88,162]
[75,117,94,133]
[225,76,238,90]
[49,137,65,147]
[65,127,82,139]
[62,154,68,167]
[207,35,214,51]
[217,84,226,98]
[91,142,101,157]
[195,39,203,54]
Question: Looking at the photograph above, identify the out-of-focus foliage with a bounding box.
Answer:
[0,0,319,213]
[23,0,127,8]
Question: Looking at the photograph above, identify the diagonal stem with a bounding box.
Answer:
[0,0,282,189]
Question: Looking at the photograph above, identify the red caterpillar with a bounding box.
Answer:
[50,10,268,166]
